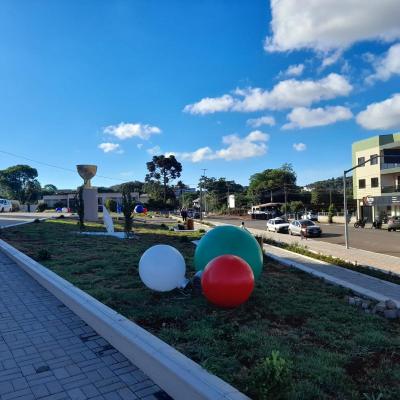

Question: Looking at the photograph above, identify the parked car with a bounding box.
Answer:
[289,219,322,237]
[266,217,289,233]
[0,199,12,212]
[187,209,200,219]
[388,216,400,232]
[301,212,318,221]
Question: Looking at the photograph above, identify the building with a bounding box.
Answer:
[42,190,148,209]
[352,133,400,221]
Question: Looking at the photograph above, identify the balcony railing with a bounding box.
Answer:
[381,162,400,170]
[381,185,400,193]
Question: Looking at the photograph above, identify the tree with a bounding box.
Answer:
[199,177,245,211]
[42,184,58,195]
[145,155,182,205]
[75,186,85,230]
[121,184,135,237]
[248,164,297,204]
[0,165,41,204]
[289,201,304,214]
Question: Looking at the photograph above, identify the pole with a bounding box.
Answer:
[343,172,349,249]
[284,183,288,219]
[270,190,273,202]
[200,169,207,221]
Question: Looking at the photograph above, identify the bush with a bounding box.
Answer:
[36,203,47,212]
[328,203,335,224]
[247,351,292,400]
[105,198,117,212]
[36,249,51,261]
[33,218,41,223]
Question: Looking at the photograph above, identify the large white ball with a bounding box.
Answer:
[139,245,186,292]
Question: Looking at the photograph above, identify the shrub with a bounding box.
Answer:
[328,203,335,224]
[36,203,47,212]
[33,218,41,223]
[247,351,292,400]
[105,198,117,213]
[36,249,51,261]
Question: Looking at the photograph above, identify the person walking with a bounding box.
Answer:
[181,208,188,222]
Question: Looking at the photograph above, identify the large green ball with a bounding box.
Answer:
[195,225,263,279]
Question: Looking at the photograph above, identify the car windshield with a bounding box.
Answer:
[299,220,315,226]
[274,219,286,224]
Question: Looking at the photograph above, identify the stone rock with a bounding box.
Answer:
[385,299,397,310]
[348,297,356,306]
[354,297,362,307]
[375,302,386,313]
[361,301,371,310]
[384,309,398,320]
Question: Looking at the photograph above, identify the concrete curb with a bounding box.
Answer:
[264,244,400,308]
[0,239,249,400]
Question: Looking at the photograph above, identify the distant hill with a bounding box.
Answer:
[304,176,353,192]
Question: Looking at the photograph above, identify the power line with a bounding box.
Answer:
[0,149,126,182]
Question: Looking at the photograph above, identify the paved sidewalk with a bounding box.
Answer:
[0,252,168,400]
[207,220,400,276]
[265,244,400,307]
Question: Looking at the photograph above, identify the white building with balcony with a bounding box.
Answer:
[352,134,400,221]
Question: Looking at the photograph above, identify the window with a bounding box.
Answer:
[358,156,365,166]
[370,154,379,165]
[359,179,366,189]
[371,177,379,188]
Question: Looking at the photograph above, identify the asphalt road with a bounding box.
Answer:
[206,216,400,258]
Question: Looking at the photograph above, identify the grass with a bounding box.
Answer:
[260,236,400,285]
[2,219,400,399]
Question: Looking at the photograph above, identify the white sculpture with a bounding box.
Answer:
[103,206,114,234]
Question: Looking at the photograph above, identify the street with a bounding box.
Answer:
[206,216,400,258]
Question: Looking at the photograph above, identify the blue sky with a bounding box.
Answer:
[1,0,400,189]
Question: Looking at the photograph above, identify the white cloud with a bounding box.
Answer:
[356,94,400,130]
[104,122,161,140]
[283,106,353,129]
[265,0,400,53]
[146,145,161,155]
[278,63,305,78]
[183,94,235,115]
[169,131,269,163]
[184,74,352,114]
[247,115,276,127]
[366,43,400,84]
[98,142,122,153]
[137,143,143,149]
[293,143,307,152]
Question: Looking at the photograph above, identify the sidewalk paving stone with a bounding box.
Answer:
[0,252,170,400]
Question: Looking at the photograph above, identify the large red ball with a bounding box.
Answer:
[201,255,255,308]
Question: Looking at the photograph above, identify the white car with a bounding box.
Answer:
[301,212,318,221]
[266,217,289,233]
[0,199,12,212]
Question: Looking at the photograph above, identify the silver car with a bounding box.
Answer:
[289,219,322,237]
[388,216,400,232]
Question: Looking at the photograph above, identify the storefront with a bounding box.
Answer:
[358,195,400,221]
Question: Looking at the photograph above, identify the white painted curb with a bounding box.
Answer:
[0,239,249,400]
[264,244,400,308]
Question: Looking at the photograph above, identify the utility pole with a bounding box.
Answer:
[284,183,288,218]
[199,169,207,221]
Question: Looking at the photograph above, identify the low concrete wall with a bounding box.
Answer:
[0,239,249,400]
